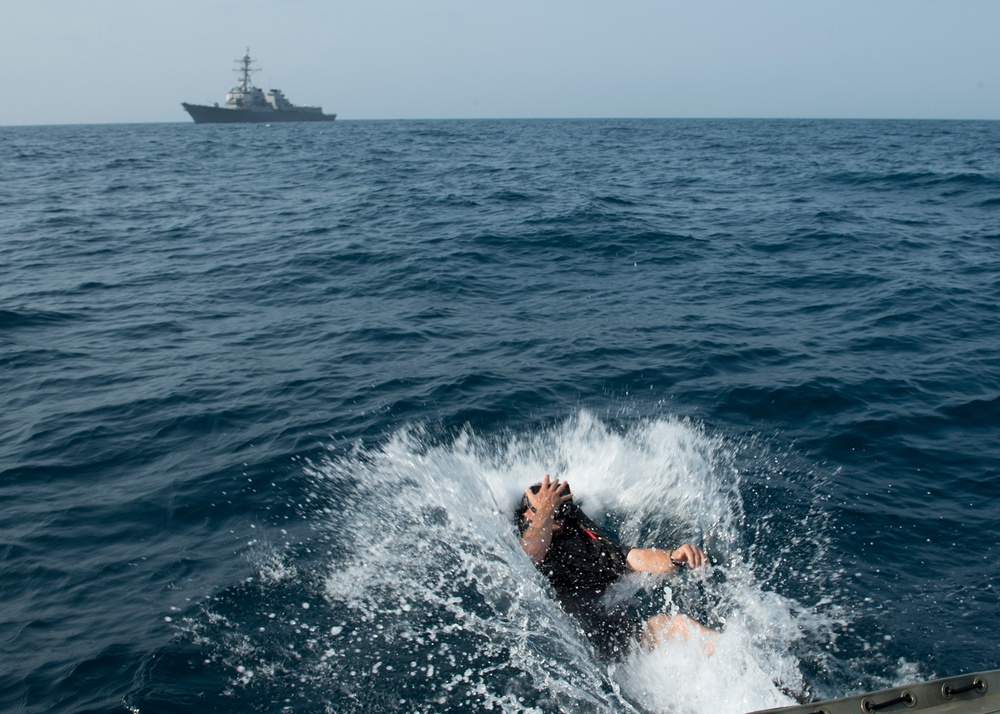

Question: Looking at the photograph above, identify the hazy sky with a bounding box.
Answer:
[3,0,999,125]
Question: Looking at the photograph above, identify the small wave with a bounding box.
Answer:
[108,319,189,340]
[595,194,638,207]
[431,192,480,208]
[104,157,157,170]
[0,308,80,329]
[827,170,1000,191]
[749,229,863,256]
[937,394,1000,427]
[488,189,538,202]
[716,380,863,423]
[76,280,114,291]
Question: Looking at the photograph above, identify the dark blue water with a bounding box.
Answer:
[2,118,999,713]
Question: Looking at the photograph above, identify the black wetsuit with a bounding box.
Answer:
[536,511,641,659]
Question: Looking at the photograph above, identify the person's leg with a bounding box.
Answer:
[641,613,716,654]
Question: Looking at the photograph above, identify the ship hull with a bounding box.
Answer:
[750,669,1000,714]
[181,103,337,124]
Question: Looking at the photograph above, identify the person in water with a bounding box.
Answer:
[516,474,713,659]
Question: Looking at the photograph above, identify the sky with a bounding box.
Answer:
[3,0,999,126]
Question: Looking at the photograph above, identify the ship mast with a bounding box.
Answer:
[235,48,260,92]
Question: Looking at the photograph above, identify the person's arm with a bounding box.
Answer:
[519,475,573,565]
[626,543,706,574]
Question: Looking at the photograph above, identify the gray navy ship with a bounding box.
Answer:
[182,50,336,124]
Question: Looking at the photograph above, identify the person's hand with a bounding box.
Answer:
[668,543,707,569]
[524,474,573,523]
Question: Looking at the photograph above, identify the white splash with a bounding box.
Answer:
[297,411,828,712]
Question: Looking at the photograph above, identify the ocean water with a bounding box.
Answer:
[1,118,999,714]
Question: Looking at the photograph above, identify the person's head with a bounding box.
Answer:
[514,481,579,536]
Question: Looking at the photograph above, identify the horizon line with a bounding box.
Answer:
[3,115,999,129]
